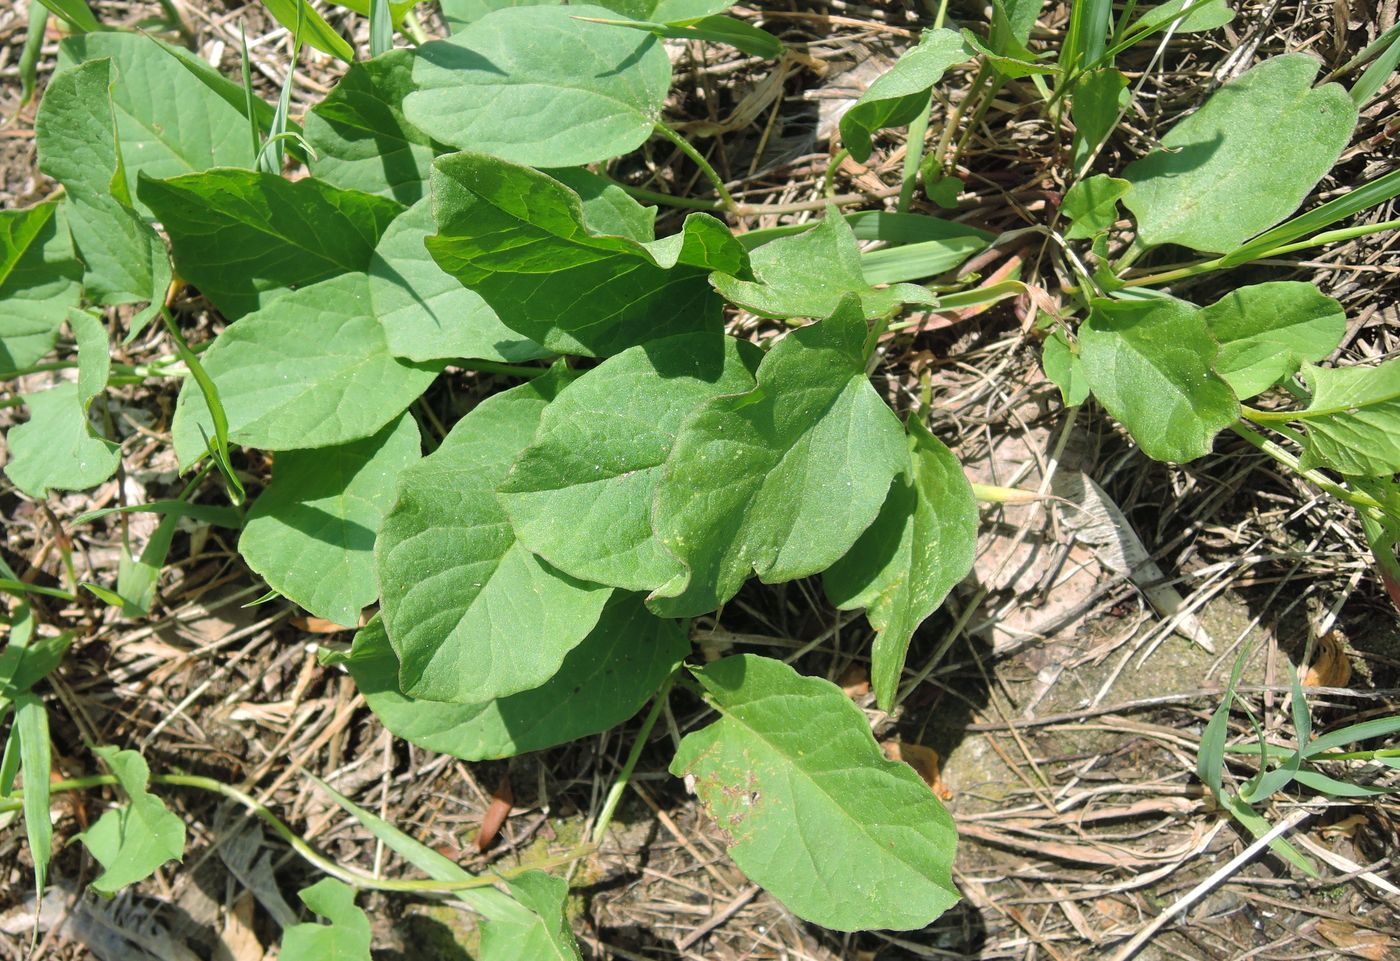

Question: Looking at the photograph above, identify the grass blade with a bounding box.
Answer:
[160,309,245,505]
[240,22,262,166]
[1305,714,1400,756]
[1221,167,1400,267]
[1351,23,1400,107]
[369,0,392,56]
[15,693,52,894]
[19,1,47,107]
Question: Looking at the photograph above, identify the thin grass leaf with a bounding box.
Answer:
[1060,0,1110,74]
[0,725,19,796]
[1305,714,1400,756]
[0,580,77,602]
[262,6,305,175]
[369,0,393,56]
[15,693,51,895]
[240,23,262,166]
[37,0,99,32]
[160,311,244,505]
[19,2,47,106]
[1220,167,1400,267]
[1292,770,1395,798]
[72,501,241,528]
[1197,642,1251,794]
[260,0,354,62]
[1350,22,1400,107]
[114,512,180,616]
[1218,791,1316,876]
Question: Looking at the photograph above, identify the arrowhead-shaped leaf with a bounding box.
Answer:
[479,871,582,961]
[170,273,441,467]
[138,169,403,319]
[500,333,761,591]
[5,311,121,497]
[1297,360,1400,476]
[405,4,672,167]
[839,28,970,163]
[427,153,745,356]
[1079,297,1240,462]
[240,414,422,626]
[824,417,977,710]
[0,202,82,374]
[74,747,185,895]
[711,211,937,320]
[376,372,612,703]
[280,879,372,961]
[651,299,909,616]
[1061,174,1129,240]
[348,596,686,759]
[671,654,959,931]
[305,50,443,204]
[1122,55,1357,253]
[1200,282,1345,399]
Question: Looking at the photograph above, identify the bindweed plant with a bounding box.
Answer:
[1,0,1397,954]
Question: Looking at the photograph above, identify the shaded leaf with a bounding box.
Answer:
[671,654,959,931]
[428,153,745,356]
[170,273,440,467]
[824,417,977,711]
[1297,359,1400,476]
[0,202,82,375]
[279,879,371,961]
[651,299,908,616]
[347,597,686,759]
[1199,281,1345,399]
[1079,297,1240,462]
[1122,55,1356,253]
[1070,69,1126,168]
[479,872,582,961]
[500,333,761,590]
[405,4,672,167]
[240,414,422,626]
[375,372,613,703]
[137,169,403,319]
[839,29,969,163]
[1041,328,1089,405]
[74,747,185,895]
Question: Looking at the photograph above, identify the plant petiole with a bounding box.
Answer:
[653,123,738,216]
[591,671,677,845]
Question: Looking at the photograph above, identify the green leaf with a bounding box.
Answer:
[427,153,745,356]
[439,0,558,32]
[37,0,99,32]
[585,14,782,59]
[651,299,909,617]
[1041,328,1089,405]
[500,333,761,591]
[258,0,355,62]
[239,414,422,626]
[961,27,1058,79]
[15,693,51,895]
[1069,69,1126,169]
[711,211,937,320]
[922,172,963,209]
[671,654,959,930]
[5,312,121,497]
[1122,55,1357,253]
[170,273,440,467]
[479,871,582,961]
[55,33,262,218]
[115,509,179,617]
[367,197,548,364]
[304,49,443,204]
[34,58,170,309]
[405,4,672,167]
[137,169,403,319]
[839,29,969,163]
[348,596,686,759]
[73,747,185,895]
[596,0,734,20]
[1351,22,1400,108]
[845,210,992,284]
[1079,298,1240,462]
[0,202,82,375]
[547,167,658,243]
[1297,360,1400,476]
[375,372,613,703]
[824,417,977,711]
[280,879,372,961]
[0,610,73,708]
[1199,282,1345,399]
[1128,0,1234,35]
[1061,174,1129,239]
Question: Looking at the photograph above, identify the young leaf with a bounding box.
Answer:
[405,4,672,167]
[711,210,938,320]
[5,312,121,497]
[427,153,746,356]
[1041,328,1089,405]
[304,50,443,204]
[651,298,909,617]
[1296,360,1400,476]
[346,597,687,760]
[34,58,171,309]
[1078,298,1240,462]
[1199,282,1345,399]
[375,372,613,704]
[1068,69,1126,169]
[138,170,402,320]
[258,0,355,62]
[169,273,440,467]
[479,871,583,961]
[367,198,548,364]
[1061,174,1129,239]
[279,879,372,961]
[15,693,52,896]
[73,747,185,895]
[1122,55,1357,253]
[839,29,970,163]
[499,333,761,591]
[823,417,977,711]
[239,414,422,626]
[55,33,259,218]
[671,654,959,931]
[0,202,82,375]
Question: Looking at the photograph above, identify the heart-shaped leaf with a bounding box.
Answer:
[839,29,970,163]
[74,747,185,895]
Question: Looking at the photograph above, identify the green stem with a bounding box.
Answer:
[653,123,737,215]
[592,672,676,845]
[823,148,849,199]
[401,6,430,44]
[898,91,935,213]
[616,182,723,211]
[933,63,989,175]
[458,359,550,379]
[1228,422,1383,514]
